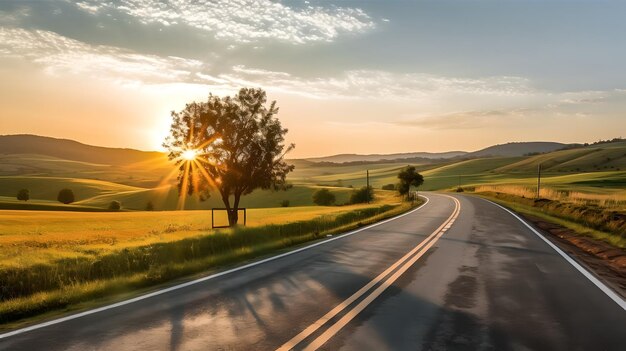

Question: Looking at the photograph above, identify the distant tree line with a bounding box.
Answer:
[14,188,146,211]
[312,165,423,206]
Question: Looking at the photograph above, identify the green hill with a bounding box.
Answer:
[1,135,624,211]
[0,176,355,211]
[465,141,567,158]
[0,134,167,166]
[495,142,626,173]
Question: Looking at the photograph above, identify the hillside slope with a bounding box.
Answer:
[305,151,466,163]
[0,134,166,166]
[495,142,626,173]
[466,142,567,157]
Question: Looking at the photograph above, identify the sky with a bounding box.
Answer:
[1,0,625,158]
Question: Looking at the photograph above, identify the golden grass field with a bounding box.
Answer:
[0,191,411,326]
[0,190,399,270]
[473,184,626,210]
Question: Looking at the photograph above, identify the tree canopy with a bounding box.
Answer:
[312,188,336,206]
[57,188,75,204]
[164,88,294,225]
[397,166,424,198]
[350,186,374,204]
[17,188,29,201]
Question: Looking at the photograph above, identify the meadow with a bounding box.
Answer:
[1,139,625,325]
[0,191,411,324]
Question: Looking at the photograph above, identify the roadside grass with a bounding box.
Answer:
[473,191,626,248]
[0,198,418,326]
[474,184,626,210]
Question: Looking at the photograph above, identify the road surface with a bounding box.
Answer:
[1,193,625,350]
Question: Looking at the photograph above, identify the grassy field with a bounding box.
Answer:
[0,191,412,325]
[0,192,398,269]
[3,141,625,211]
[1,140,625,326]
[0,176,355,211]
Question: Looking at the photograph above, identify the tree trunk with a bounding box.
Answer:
[228,193,242,226]
[220,192,237,227]
[227,209,238,226]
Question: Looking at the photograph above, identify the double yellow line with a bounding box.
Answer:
[277,195,461,351]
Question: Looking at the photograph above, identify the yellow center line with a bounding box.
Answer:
[276,195,461,351]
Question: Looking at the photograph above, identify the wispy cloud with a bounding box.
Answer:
[75,1,101,15]
[0,27,205,84]
[0,6,30,25]
[5,25,622,127]
[0,27,535,101]
[74,0,376,44]
[221,66,534,100]
[395,109,535,130]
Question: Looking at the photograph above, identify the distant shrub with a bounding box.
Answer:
[280,200,290,207]
[57,188,75,204]
[16,189,29,201]
[455,187,464,193]
[350,186,374,204]
[313,188,336,206]
[382,184,396,191]
[145,201,155,211]
[108,201,122,211]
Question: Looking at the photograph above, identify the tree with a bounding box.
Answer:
[57,188,75,204]
[164,88,294,226]
[350,186,374,204]
[16,189,29,201]
[108,200,121,211]
[381,184,396,191]
[312,188,336,206]
[145,201,155,211]
[397,165,424,199]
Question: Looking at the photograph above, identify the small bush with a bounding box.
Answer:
[108,201,122,211]
[350,186,374,204]
[17,189,29,201]
[145,201,155,211]
[313,188,336,206]
[455,187,464,193]
[57,188,75,204]
[382,184,396,191]
[280,200,290,207]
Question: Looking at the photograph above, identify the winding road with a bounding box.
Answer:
[1,193,625,350]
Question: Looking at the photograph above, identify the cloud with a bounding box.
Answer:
[395,109,535,130]
[0,27,205,84]
[220,66,534,100]
[75,1,101,15]
[0,6,30,25]
[6,25,621,123]
[73,0,376,44]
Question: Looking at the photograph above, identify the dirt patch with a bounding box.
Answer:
[523,214,626,298]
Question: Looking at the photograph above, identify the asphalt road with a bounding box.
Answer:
[1,193,625,350]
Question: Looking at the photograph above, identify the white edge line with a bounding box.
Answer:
[481,197,626,310]
[0,196,431,339]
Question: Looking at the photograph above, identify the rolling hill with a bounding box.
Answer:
[464,141,568,158]
[0,134,167,166]
[495,142,626,173]
[303,141,570,164]
[304,151,466,163]
[1,134,624,211]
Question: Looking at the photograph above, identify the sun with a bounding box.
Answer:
[181,149,198,161]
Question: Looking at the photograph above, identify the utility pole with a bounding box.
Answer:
[537,163,542,199]
[366,169,370,204]
[458,174,461,189]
